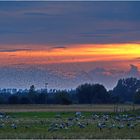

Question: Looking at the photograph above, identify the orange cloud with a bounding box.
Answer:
[0,43,140,66]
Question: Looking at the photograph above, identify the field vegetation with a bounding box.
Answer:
[0,104,140,139]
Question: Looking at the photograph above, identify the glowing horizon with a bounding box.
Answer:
[0,43,139,67]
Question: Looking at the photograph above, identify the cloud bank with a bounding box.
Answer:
[0,64,139,90]
[0,2,139,46]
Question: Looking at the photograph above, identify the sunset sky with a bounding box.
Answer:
[0,1,140,89]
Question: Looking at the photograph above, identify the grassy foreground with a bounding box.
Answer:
[0,105,140,139]
[0,104,140,112]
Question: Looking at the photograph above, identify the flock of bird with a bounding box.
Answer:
[47,112,140,132]
[0,111,140,132]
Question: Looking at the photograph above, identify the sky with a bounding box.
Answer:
[0,1,140,90]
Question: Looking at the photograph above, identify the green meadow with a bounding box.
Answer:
[0,105,140,139]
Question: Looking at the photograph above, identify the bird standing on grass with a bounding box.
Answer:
[97,122,106,131]
[11,123,17,129]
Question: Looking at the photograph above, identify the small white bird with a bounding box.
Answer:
[11,123,17,129]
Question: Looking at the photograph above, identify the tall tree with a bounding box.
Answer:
[28,85,37,104]
[54,90,72,105]
[112,77,140,102]
[8,95,19,104]
[76,83,109,104]
[134,89,140,104]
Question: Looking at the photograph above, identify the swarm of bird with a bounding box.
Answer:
[0,111,140,132]
[46,111,140,132]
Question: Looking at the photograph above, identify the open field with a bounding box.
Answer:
[0,105,140,139]
[0,104,140,112]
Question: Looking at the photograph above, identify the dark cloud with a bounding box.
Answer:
[51,46,67,49]
[75,68,124,89]
[0,64,139,90]
[0,30,30,34]
[0,49,31,52]
[0,2,139,45]
[126,64,140,77]
[74,65,140,89]
[0,66,79,89]
[24,12,48,16]
[136,57,140,60]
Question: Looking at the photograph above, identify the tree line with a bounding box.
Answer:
[0,77,140,104]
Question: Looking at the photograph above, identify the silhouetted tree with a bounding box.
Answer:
[28,85,37,104]
[36,93,47,104]
[0,96,5,104]
[76,83,93,104]
[29,85,35,93]
[112,77,140,102]
[20,96,31,104]
[8,95,19,104]
[1,77,140,105]
[91,84,110,103]
[134,89,140,104]
[76,83,110,104]
[54,90,72,105]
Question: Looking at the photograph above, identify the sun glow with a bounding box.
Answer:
[0,43,140,66]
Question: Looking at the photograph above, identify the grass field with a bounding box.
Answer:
[0,104,140,139]
[0,104,140,112]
